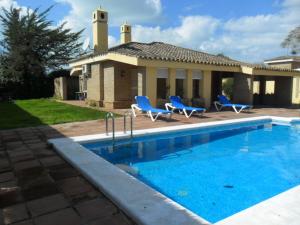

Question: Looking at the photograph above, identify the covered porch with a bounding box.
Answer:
[96,62,213,109]
[82,59,300,110]
[210,69,299,108]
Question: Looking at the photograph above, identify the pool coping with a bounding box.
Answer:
[48,116,300,225]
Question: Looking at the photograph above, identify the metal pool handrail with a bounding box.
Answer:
[123,110,133,139]
[105,112,115,144]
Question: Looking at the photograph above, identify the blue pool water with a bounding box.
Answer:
[83,120,300,223]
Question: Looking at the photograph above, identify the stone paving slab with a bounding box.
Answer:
[33,208,80,225]
[0,108,299,225]
[0,172,14,183]
[74,198,117,223]
[0,204,29,225]
[27,194,69,217]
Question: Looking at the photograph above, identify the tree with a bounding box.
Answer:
[281,26,300,55]
[0,6,83,98]
[222,78,234,100]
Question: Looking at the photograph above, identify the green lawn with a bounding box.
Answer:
[0,99,108,129]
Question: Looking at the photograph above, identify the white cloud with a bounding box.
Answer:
[130,0,300,62]
[54,0,162,29]
[55,0,162,47]
[0,0,18,9]
[2,0,300,62]
[198,0,300,62]
[108,35,119,47]
[133,16,219,49]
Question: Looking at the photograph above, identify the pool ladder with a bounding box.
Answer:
[105,111,133,146]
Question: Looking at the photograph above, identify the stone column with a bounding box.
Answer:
[103,63,115,108]
[137,68,146,96]
[87,63,103,106]
[185,69,193,104]
[145,67,157,106]
[201,70,212,108]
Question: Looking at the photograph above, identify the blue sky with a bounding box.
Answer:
[1,0,300,62]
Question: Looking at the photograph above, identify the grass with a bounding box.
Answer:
[0,99,108,129]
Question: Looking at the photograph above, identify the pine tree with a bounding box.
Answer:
[0,6,83,98]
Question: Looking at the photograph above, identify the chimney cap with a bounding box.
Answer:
[95,6,107,12]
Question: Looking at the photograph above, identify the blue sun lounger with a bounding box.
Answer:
[214,95,252,113]
[165,96,206,118]
[131,96,172,122]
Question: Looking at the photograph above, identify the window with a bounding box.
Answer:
[253,81,260,94]
[101,13,105,19]
[157,78,167,99]
[176,79,184,97]
[193,80,200,98]
[176,69,186,98]
[296,78,300,98]
[265,81,275,94]
[157,68,168,99]
[192,70,202,98]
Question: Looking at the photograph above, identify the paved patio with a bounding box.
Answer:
[0,107,299,225]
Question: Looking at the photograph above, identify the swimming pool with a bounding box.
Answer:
[82,119,300,223]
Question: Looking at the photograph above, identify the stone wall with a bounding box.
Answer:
[102,61,137,109]
[54,77,67,100]
[54,77,79,100]
[87,63,103,106]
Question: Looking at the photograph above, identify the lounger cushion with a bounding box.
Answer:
[136,96,172,114]
[170,96,205,112]
[218,95,251,109]
[149,108,172,114]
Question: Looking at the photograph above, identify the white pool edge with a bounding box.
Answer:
[48,116,300,225]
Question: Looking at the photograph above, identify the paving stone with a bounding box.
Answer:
[6,146,28,153]
[0,212,3,225]
[0,152,6,158]
[5,142,23,149]
[39,156,66,168]
[32,149,55,158]
[0,159,10,173]
[87,213,132,225]
[26,143,48,151]
[23,139,41,145]
[0,181,17,189]
[1,204,29,225]
[20,175,58,201]
[57,177,94,198]
[34,208,80,225]
[74,198,117,222]
[8,151,34,163]
[27,194,69,217]
[0,182,22,208]
[48,166,79,181]
[13,160,41,172]
[0,172,14,183]
[11,220,34,225]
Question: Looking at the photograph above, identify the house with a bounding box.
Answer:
[69,8,300,109]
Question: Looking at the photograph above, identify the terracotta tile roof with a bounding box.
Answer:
[69,42,300,73]
[108,42,241,66]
